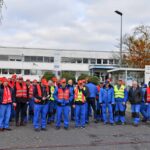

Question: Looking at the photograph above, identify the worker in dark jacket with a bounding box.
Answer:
[128,81,142,126]
[14,76,28,126]
[86,80,98,123]
[0,78,16,131]
[33,79,49,131]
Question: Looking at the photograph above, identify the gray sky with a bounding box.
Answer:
[0,0,150,51]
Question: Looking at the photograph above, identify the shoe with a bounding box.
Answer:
[81,126,85,129]
[133,124,138,127]
[41,128,47,131]
[5,128,12,131]
[56,126,60,130]
[94,120,98,123]
[0,128,4,131]
[34,128,40,132]
[121,122,125,125]
[16,122,20,127]
[110,123,114,126]
[142,118,147,122]
[64,127,68,130]
[20,122,26,126]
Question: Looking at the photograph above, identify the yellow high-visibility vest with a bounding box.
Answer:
[74,87,86,103]
[114,85,125,98]
[49,86,55,101]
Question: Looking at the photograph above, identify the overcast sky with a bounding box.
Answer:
[0,0,149,51]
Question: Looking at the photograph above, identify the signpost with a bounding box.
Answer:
[145,65,150,84]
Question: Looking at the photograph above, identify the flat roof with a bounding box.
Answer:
[107,67,145,73]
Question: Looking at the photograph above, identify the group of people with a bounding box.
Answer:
[0,74,150,132]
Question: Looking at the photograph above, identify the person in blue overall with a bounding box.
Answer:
[68,79,75,121]
[114,79,128,125]
[33,78,49,131]
[54,78,73,130]
[128,81,143,126]
[0,78,16,131]
[86,79,98,123]
[99,81,115,125]
[140,83,148,122]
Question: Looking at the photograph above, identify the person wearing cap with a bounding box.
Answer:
[74,80,88,128]
[114,79,128,125]
[86,78,98,123]
[145,81,150,121]
[128,81,142,126]
[99,81,115,125]
[140,83,148,122]
[47,80,56,124]
[33,78,49,131]
[68,79,75,121]
[0,78,16,131]
[14,76,28,126]
[96,82,103,122]
[53,78,73,130]
[25,79,34,122]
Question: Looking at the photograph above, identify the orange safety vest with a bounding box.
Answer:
[74,87,85,103]
[58,88,70,101]
[2,86,12,104]
[147,88,150,102]
[16,82,27,98]
[29,84,33,98]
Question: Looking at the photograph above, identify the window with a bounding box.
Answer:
[70,58,76,63]
[37,56,43,62]
[103,59,108,64]
[9,69,16,74]
[0,55,8,61]
[97,59,102,64]
[83,58,89,64]
[44,57,54,63]
[109,59,113,64]
[2,69,8,74]
[24,56,31,62]
[114,59,119,64]
[61,57,70,63]
[24,70,30,75]
[16,69,21,74]
[90,59,96,64]
[31,56,37,62]
[76,58,82,64]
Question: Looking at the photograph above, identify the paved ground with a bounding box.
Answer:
[1,116,150,150]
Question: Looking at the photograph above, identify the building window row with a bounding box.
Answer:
[61,57,119,65]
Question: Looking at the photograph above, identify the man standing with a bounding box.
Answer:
[68,79,75,121]
[33,78,49,131]
[54,78,73,130]
[145,81,150,120]
[47,80,56,124]
[74,80,88,128]
[0,78,16,131]
[86,79,98,123]
[114,79,128,125]
[14,76,28,126]
[99,81,115,125]
[128,81,142,126]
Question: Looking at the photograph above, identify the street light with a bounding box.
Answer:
[115,10,123,67]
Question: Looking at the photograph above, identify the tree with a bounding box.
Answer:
[123,25,150,68]
[61,71,76,83]
[42,71,55,81]
[77,73,89,81]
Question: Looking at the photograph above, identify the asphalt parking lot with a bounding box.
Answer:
[1,115,150,150]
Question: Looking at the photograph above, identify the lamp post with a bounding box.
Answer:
[115,10,123,67]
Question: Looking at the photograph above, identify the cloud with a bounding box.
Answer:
[0,0,150,51]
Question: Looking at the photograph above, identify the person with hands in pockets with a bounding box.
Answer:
[99,80,115,125]
[54,78,73,130]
